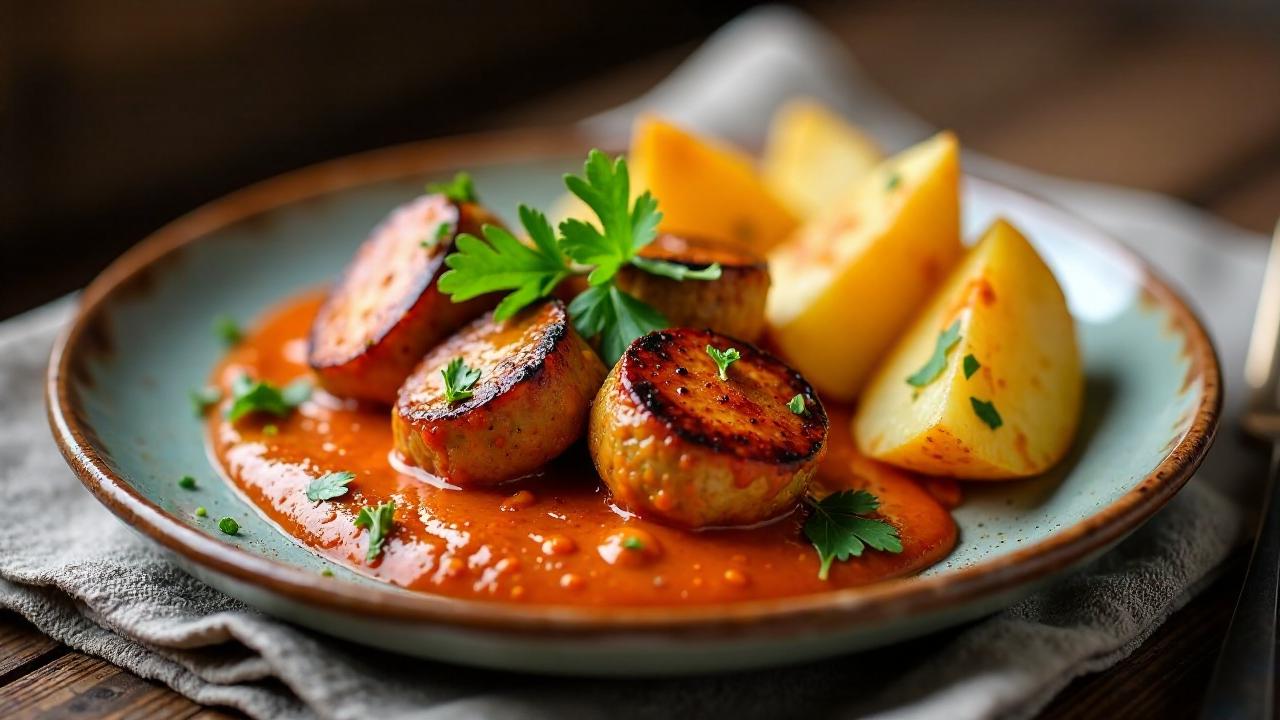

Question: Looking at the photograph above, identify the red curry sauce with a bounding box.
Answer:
[208,293,958,606]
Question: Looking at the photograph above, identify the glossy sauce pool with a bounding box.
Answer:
[208,293,959,606]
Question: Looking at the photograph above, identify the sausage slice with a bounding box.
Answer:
[393,299,606,486]
[588,328,828,528]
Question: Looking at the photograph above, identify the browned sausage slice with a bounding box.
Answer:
[393,299,606,486]
[588,327,828,528]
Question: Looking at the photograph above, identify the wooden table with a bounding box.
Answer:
[2,2,1277,717]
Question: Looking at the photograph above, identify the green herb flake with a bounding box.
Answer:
[804,490,902,580]
[788,394,808,415]
[213,315,243,346]
[906,321,961,388]
[441,357,482,403]
[218,517,240,535]
[886,172,902,191]
[622,536,645,551]
[225,374,311,422]
[706,345,741,381]
[321,568,334,577]
[354,501,396,563]
[263,424,278,436]
[194,506,207,518]
[963,354,981,379]
[426,172,477,204]
[970,397,1003,429]
[189,386,222,416]
[423,220,454,249]
[629,256,722,282]
[178,475,198,490]
[305,471,357,502]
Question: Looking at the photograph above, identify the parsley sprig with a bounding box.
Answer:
[226,374,312,422]
[437,150,722,364]
[706,345,741,380]
[804,490,903,580]
[441,358,482,403]
[355,501,395,563]
[427,172,477,204]
[305,471,356,502]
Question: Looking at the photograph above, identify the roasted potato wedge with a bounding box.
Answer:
[766,131,963,401]
[615,234,770,341]
[588,328,828,528]
[630,116,797,253]
[393,299,606,486]
[308,195,500,403]
[763,99,885,219]
[854,219,1082,478]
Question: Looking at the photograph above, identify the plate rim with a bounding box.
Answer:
[45,126,1222,638]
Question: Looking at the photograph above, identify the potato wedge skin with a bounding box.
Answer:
[308,196,500,404]
[615,234,771,341]
[393,300,606,486]
[588,328,828,528]
[854,219,1083,478]
[762,99,885,219]
[766,131,963,401]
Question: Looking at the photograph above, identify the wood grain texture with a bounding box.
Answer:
[0,613,64,686]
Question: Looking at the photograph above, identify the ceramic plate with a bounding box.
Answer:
[47,129,1220,675]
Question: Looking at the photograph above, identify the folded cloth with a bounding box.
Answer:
[0,7,1264,719]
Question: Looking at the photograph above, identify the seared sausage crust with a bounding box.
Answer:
[615,234,771,341]
[589,328,828,528]
[393,300,606,486]
[308,195,499,403]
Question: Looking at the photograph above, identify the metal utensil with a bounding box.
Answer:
[1200,220,1280,720]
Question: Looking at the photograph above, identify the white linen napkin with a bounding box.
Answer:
[0,7,1264,719]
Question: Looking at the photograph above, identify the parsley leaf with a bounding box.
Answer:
[629,257,723,281]
[305,471,356,502]
[963,353,981,379]
[706,345,741,380]
[426,172,477,204]
[559,150,663,285]
[354,500,395,563]
[788,394,808,415]
[569,284,667,365]
[226,374,311,422]
[178,475,198,490]
[441,357,482,403]
[218,517,239,535]
[906,320,961,388]
[437,205,571,321]
[423,220,453,249]
[189,386,222,416]
[971,397,1003,429]
[213,315,242,346]
[622,536,645,551]
[804,490,903,580]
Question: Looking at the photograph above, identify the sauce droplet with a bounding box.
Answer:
[500,489,536,512]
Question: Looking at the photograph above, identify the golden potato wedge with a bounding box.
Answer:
[854,219,1083,479]
[630,116,797,253]
[309,195,500,403]
[588,328,828,528]
[615,234,771,341]
[765,131,963,401]
[393,299,606,486]
[762,99,885,219]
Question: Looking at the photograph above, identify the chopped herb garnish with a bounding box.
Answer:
[706,345,741,381]
[441,357,482,403]
[427,172,477,204]
[263,424,278,436]
[226,374,311,422]
[218,517,239,535]
[886,172,902,190]
[194,506,207,518]
[355,501,396,563]
[963,354,981,379]
[213,315,242,346]
[569,284,667,365]
[305,471,357,502]
[906,320,961,388]
[971,397,1003,429]
[321,568,334,577]
[189,386,222,416]
[423,221,454,249]
[629,257,722,281]
[788,394,808,415]
[804,490,902,580]
[622,536,645,551]
[178,475,197,490]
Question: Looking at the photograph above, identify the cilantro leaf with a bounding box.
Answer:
[437,205,570,321]
[426,172,477,204]
[354,500,395,563]
[906,320,961,388]
[441,357,482,403]
[569,284,666,365]
[226,374,311,422]
[559,150,663,285]
[305,471,356,502]
[804,490,903,580]
[963,353,981,379]
[788,394,808,415]
[706,345,741,380]
[629,257,723,281]
[189,386,222,416]
[971,397,1003,429]
[213,315,242,346]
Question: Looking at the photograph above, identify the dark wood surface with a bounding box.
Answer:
[2,1,1278,718]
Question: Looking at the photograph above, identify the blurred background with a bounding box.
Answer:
[1,0,1278,320]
